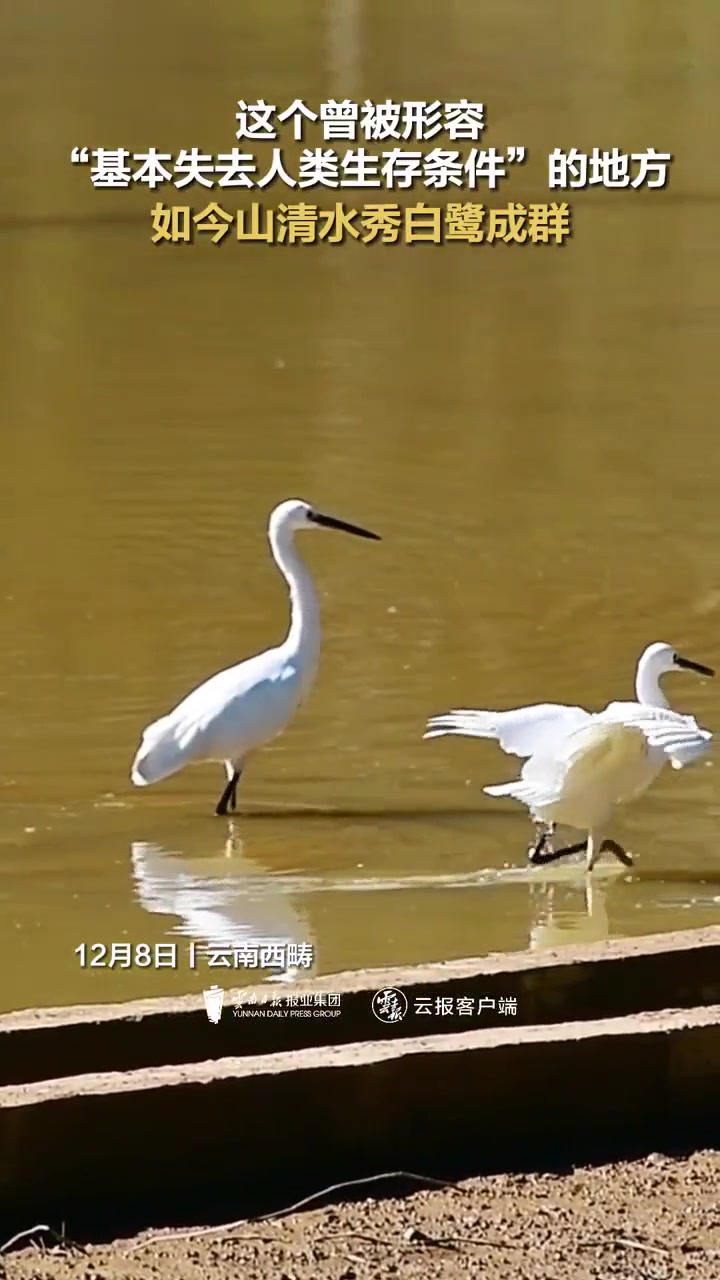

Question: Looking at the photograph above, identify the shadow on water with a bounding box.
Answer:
[175,803,517,822]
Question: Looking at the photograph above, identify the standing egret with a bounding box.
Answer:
[423,642,714,854]
[130,499,380,815]
[482,698,714,872]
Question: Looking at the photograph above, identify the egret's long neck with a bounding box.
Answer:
[635,654,669,708]
[270,525,321,670]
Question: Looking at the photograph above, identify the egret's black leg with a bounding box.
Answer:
[601,838,633,867]
[229,771,240,812]
[216,769,241,817]
[528,828,551,861]
[528,822,556,861]
[529,838,589,866]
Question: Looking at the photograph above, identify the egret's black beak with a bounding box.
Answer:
[675,654,715,677]
[310,511,381,540]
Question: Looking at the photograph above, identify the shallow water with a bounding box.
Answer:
[0,1,719,1013]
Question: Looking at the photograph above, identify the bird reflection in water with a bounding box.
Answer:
[527,866,624,952]
[129,823,314,981]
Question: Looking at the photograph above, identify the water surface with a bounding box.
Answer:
[0,1,719,1013]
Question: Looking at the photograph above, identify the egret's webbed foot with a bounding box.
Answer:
[529,834,633,870]
[529,838,589,866]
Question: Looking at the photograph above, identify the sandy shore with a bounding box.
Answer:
[4,1149,719,1280]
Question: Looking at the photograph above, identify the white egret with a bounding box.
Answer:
[130,498,381,815]
[424,641,714,856]
[482,698,714,872]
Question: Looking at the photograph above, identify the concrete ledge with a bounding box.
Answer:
[1,926,719,1086]
[0,1003,718,1241]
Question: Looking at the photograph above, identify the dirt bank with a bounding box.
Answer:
[4,1149,719,1280]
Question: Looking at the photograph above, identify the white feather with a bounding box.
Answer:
[483,701,713,832]
[130,498,379,809]
[424,640,714,866]
[423,703,591,757]
[131,648,301,786]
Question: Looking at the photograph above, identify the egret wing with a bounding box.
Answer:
[424,702,591,758]
[482,717,605,811]
[492,717,651,814]
[597,701,713,767]
[171,647,301,757]
[483,702,712,821]
[131,647,294,784]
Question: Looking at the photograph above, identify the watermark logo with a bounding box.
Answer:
[203,985,225,1024]
[232,992,341,1017]
[371,987,408,1024]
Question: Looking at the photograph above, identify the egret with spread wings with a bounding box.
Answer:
[483,698,714,871]
[424,642,713,860]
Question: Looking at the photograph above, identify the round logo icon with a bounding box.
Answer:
[371,987,408,1024]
